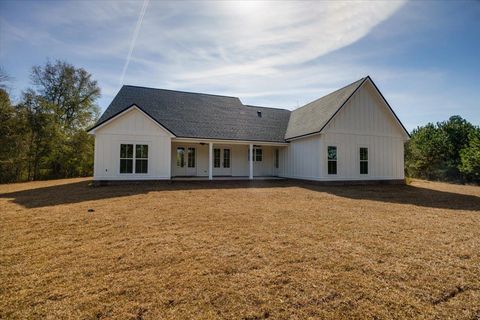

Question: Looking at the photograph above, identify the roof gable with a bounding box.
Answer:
[323,80,409,139]
[285,76,409,140]
[89,105,175,137]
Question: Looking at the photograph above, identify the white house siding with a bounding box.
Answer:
[93,108,172,180]
[279,135,321,180]
[282,81,407,181]
[320,133,404,180]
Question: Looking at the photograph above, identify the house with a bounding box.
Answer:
[88,76,410,183]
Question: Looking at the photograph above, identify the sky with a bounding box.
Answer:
[1,0,479,131]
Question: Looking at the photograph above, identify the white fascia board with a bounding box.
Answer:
[88,105,175,138]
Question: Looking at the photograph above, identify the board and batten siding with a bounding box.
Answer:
[281,80,407,181]
[93,108,172,180]
[279,135,321,180]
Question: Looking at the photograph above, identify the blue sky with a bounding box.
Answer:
[1,0,479,131]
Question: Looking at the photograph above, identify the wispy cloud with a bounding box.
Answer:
[0,1,405,100]
[2,0,479,130]
[119,0,149,86]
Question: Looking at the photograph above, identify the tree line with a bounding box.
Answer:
[0,60,478,184]
[0,61,100,183]
[405,115,479,183]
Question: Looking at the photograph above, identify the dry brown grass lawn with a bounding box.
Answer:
[1,178,479,319]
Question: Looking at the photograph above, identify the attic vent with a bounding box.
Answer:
[257,111,262,117]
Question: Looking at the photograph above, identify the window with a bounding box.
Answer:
[275,149,279,169]
[188,147,196,168]
[120,144,148,174]
[223,149,230,168]
[327,146,337,175]
[214,148,221,168]
[120,144,133,173]
[360,147,368,174]
[255,148,263,161]
[176,147,185,167]
[135,144,148,174]
[248,147,263,162]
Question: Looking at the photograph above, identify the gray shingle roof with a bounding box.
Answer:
[285,78,366,140]
[92,86,291,142]
[91,77,401,143]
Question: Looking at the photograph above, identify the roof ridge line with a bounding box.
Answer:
[122,85,240,99]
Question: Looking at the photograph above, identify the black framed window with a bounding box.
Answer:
[188,147,196,168]
[223,149,230,168]
[327,146,337,175]
[255,148,263,162]
[360,147,368,175]
[275,149,279,168]
[135,144,148,174]
[214,148,221,168]
[120,144,134,174]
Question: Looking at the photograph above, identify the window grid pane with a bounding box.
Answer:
[360,147,368,161]
[120,144,133,159]
[360,161,368,174]
[136,144,148,159]
[255,148,263,162]
[120,159,133,173]
[328,161,337,175]
[188,148,195,168]
[135,159,148,173]
[214,148,221,168]
[275,149,279,168]
[223,149,230,168]
[327,146,337,160]
[177,147,185,167]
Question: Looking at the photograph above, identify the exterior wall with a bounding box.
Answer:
[282,81,407,181]
[279,135,321,180]
[93,108,172,180]
[171,142,276,177]
[320,133,404,180]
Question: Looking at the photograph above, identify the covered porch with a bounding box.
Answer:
[171,138,287,180]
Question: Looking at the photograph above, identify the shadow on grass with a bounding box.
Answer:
[0,179,479,211]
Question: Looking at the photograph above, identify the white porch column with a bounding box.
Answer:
[249,143,253,180]
[208,142,213,180]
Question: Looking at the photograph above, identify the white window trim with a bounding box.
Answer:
[359,145,369,176]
